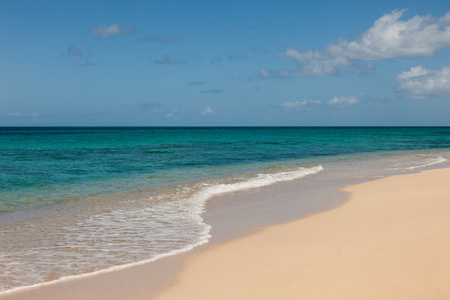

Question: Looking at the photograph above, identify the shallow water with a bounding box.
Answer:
[1,127,449,293]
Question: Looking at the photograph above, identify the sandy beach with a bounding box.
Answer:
[155,167,450,299]
[3,0,450,297]
[2,167,449,299]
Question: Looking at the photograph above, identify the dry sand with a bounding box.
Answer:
[2,167,449,300]
[155,168,450,299]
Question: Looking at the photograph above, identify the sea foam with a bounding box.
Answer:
[193,165,324,203]
[0,165,323,295]
[406,156,447,170]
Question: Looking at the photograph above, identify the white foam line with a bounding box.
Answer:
[0,165,324,295]
[0,232,211,295]
[196,165,324,203]
[406,156,447,170]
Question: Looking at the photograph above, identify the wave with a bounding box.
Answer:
[406,156,447,170]
[0,165,324,295]
[193,165,324,203]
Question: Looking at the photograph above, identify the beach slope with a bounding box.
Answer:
[156,168,450,299]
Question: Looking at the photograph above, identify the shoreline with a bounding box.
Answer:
[0,165,346,300]
[1,165,449,299]
[0,162,354,300]
[155,167,450,299]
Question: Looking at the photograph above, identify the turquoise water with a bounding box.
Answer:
[2,127,449,213]
[0,127,449,293]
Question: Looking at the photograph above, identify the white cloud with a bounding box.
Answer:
[9,111,22,116]
[326,10,450,60]
[277,10,450,77]
[282,96,360,110]
[327,96,360,106]
[91,24,134,38]
[201,106,215,115]
[397,66,430,80]
[281,100,322,110]
[397,65,450,98]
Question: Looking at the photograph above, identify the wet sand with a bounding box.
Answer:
[156,167,450,299]
[0,168,348,300]
[2,167,449,299]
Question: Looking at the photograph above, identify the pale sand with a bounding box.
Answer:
[155,168,450,300]
[1,168,449,300]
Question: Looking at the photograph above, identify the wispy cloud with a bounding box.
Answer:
[152,54,185,65]
[397,65,450,98]
[165,108,179,120]
[270,10,450,77]
[282,96,360,110]
[91,24,134,38]
[281,100,322,110]
[201,89,225,94]
[9,111,22,116]
[201,106,215,115]
[79,61,95,67]
[208,57,223,64]
[250,47,269,55]
[327,95,360,106]
[259,69,270,78]
[67,46,95,67]
[208,53,248,64]
[227,54,248,61]
[30,112,42,122]
[137,35,184,43]
[67,46,84,57]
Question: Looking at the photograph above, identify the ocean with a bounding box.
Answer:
[0,127,449,293]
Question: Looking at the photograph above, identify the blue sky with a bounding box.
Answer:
[1,0,450,126]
